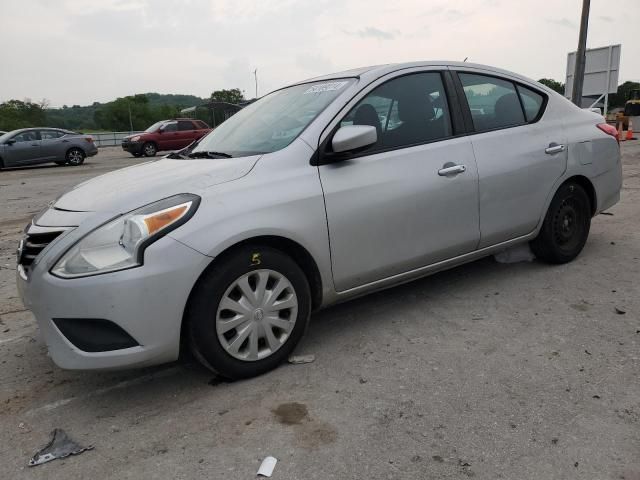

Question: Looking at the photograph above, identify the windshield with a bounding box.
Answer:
[191,79,354,157]
[145,121,165,133]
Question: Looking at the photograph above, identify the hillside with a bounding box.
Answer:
[45,93,207,131]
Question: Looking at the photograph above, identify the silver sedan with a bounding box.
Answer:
[17,61,621,378]
[0,128,98,168]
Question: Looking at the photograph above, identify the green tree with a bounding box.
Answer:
[608,81,640,109]
[210,88,244,104]
[538,78,565,95]
[0,99,47,130]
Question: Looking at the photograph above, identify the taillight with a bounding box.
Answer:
[597,123,619,144]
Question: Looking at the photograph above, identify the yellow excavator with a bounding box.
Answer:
[615,89,640,129]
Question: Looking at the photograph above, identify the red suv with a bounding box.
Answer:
[122,118,211,157]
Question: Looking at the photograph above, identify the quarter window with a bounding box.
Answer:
[459,73,525,131]
[340,72,452,151]
[517,85,544,122]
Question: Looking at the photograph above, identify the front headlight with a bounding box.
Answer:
[130,135,141,142]
[51,194,200,278]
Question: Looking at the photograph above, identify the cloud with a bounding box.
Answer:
[346,26,397,40]
[546,17,577,29]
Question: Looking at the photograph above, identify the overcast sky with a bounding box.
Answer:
[1,0,638,107]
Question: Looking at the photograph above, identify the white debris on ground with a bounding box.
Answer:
[257,456,278,477]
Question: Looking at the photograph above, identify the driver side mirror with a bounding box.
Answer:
[331,125,377,154]
[5,139,15,146]
[157,127,164,134]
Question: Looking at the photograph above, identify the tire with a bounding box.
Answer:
[66,148,85,166]
[142,142,157,157]
[530,182,591,264]
[187,245,311,379]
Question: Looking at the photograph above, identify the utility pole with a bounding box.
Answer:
[253,69,258,99]
[571,0,590,106]
[128,102,133,132]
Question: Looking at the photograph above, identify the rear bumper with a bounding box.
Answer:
[86,144,98,157]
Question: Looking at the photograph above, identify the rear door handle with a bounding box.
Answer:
[545,143,565,155]
[438,164,466,176]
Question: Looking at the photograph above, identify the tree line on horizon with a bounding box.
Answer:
[0,89,246,133]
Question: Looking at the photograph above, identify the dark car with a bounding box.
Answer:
[0,128,98,169]
[121,118,211,157]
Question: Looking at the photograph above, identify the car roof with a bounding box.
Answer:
[295,61,540,89]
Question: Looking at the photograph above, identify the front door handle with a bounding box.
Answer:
[438,163,466,176]
[545,143,565,155]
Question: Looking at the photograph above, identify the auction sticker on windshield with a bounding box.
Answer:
[304,81,348,94]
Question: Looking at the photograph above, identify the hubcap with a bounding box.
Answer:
[145,144,155,155]
[216,269,298,361]
[68,150,83,164]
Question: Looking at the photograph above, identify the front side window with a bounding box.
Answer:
[162,122,178,132]
[339,72,452,151]
[13,131,39,143]
[459,73,525,131]
[191,78,354,157]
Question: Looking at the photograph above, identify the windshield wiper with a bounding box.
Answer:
[188,151,233,159]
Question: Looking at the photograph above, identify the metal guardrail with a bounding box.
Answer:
[86,131,143,147]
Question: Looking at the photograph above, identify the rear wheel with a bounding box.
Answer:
[142,142,157,157]
[66,148,85,166]
[530,182,591,264]
[187,245,311,379]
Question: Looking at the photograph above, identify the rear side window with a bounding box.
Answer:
[40,130,64,140]
[178,120,194,131]
[459,73,525,131]
[340,72,452,151]
[517,85,544,121]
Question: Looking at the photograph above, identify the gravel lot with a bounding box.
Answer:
[1,145,639,479]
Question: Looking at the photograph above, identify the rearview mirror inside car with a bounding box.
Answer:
[331,125,377,154]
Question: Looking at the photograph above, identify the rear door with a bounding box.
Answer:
[177,120,198,148]
[157,121,179,150]
[318,70,480,292]
[4,131,42,165]
[38,129,67,161]
[452,70,567,247]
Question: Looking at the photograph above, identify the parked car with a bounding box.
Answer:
[121,118,211,157]
[0,128,97,169]
[17,62,621,379]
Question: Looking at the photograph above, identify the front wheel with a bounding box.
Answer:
[66,148,85,166]
[142,142,157,157]
[187,245,311,379]
[530,182,591,264]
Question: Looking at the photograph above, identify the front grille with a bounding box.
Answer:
[18,229,64,272]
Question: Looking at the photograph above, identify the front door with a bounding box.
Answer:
[4,131,42,166]
[318,71,480,292]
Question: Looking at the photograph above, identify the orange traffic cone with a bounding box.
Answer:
[626,119,634,141]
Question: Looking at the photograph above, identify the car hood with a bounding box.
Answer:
[54,155,261,214]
